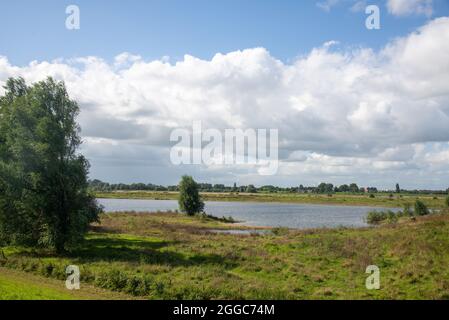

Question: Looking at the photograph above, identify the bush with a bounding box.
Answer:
[445,195,449,208]
[414,200,429,216]
[402,203,413,217]
[366,210,398,225]
[366,211,387,224]
[386,210,398,223]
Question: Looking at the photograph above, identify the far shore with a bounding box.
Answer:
[95,190,446,208]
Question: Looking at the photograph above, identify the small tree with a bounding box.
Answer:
[396,183,400,193]
[414,200,429,216]
[178,175,204,216]
[445,195,449,208]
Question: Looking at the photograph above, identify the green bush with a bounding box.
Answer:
[366,210,398,225]
[95,269,128,291]
[445,195,449,208]
[414,200,429,216]
[386,210,398,223]
[366,211,387,224]
[403,203,413,217]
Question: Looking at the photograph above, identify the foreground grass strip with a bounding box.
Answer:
[0,267,133,300]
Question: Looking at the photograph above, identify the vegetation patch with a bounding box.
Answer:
[2,211,449,299]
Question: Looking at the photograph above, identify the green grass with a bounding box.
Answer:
[0,267,133,300]
[0,269,75,300]
[95,191,446,208]
[2,211,449,300]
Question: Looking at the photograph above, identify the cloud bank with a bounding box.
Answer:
[1,18,449,188]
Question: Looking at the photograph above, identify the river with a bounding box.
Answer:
[97,198,398,229]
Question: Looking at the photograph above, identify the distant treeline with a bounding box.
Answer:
[89,179,449,195]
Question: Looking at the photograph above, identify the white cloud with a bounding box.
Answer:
[1,18,449,188]
[317,0,341,12]
[387,0,433,17]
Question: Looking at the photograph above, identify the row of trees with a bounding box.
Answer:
[89,179,387,194]
[0,78,102,253]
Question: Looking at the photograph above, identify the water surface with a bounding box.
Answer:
[98,198,398,229]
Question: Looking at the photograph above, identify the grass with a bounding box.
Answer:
[1,211,449,300]
[0,267,133,300]
[95,191,447,208]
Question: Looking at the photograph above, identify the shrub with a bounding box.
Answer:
[402,203,413,217]
[414,200,429,216]
[271,227,289,236]
[366,210,398,225]
[386,210,398,223]
[366,211,387,224]
[445,195,449,208]
[95,269,128,291]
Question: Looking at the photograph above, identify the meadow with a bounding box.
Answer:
[1,210,449,300]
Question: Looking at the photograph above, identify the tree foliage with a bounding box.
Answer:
[414,200,429,216]
[178,175,204,216]
[0,77,102,252]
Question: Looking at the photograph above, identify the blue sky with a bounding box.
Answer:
[1,1,449,189]
[1,0,448,65]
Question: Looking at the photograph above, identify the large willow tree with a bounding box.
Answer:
[0,77,101,253]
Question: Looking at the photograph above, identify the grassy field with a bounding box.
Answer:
[95,191,447,208]
[1,211,449,300]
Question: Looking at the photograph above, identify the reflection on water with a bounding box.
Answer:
[98,198,398,229]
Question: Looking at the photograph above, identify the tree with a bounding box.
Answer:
[396,183,400,193]
[178,175,204,216]
[246,184,257,193]
[349,183,360,193]
[0,77,101,252]
[414,200,429,216]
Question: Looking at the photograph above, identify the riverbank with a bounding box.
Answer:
[1,211,449,299]
[95,191,446,208]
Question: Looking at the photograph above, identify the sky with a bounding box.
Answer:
[1,0,449,189]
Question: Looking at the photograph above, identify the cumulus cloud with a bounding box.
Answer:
[1,18,449,188]
[387,0,433,17]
